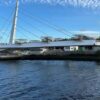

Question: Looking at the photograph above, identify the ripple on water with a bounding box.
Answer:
[0,60,100,100]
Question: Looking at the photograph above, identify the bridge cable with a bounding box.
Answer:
[20,8,75,38]
[0,7,15,43]
[18,15,49,37]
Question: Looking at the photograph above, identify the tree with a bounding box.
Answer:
[96,36,100,40]
[41,36,54,42]
[71,34,94,41]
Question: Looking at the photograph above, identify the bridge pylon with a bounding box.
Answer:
[9,0,19,44]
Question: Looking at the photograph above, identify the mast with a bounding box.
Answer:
[9,0,19,44]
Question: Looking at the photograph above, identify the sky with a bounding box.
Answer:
[0,0,100,42]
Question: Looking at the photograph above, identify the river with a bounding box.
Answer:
[0,60,100,100]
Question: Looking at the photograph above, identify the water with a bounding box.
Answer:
[0,60,100,100]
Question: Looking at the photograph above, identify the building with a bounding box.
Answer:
[64,46,79,51]
[15,39,28,44]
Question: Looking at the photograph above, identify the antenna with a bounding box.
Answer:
[9,0,19,44]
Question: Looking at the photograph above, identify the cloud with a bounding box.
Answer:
[0,0,13,5]
[1,0,100,9]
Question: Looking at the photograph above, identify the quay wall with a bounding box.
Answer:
[0,53,100,61]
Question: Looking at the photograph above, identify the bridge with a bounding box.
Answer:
[0,0,100,50]
[0,40,99,49]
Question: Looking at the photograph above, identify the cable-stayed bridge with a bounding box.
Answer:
[0,0,100,50]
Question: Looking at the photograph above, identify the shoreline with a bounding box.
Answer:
[0,54,100,61]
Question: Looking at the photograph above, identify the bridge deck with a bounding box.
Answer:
[0,40,99,49]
